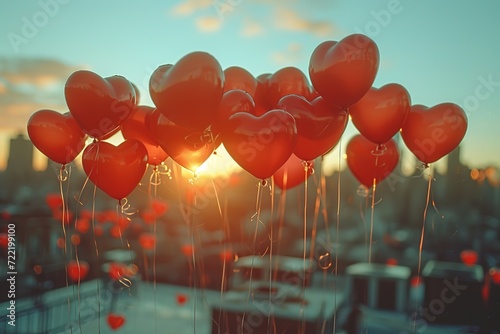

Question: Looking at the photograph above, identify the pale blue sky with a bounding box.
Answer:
[0,0,499,171]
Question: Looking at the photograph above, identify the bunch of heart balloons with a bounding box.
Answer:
[27,33,468,199]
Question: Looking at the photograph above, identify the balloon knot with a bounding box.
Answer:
[371,144,387,156]
[261,179,268,187]
[58,165,69,182]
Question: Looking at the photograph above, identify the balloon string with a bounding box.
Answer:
[188,178,198,334]
[308,161,326,333]
[242,181,264,333]
[273,179,287,282]
[417,165,433,278]
[90,182,101,334]
[150,167,159,334]
[368,178,377,263]
[211,178,227,332]
[333,140,342,334]
[64,163,82,333]
[58,165,73,334]
[267,177,275,332]
[300,161,311,334]
[117,198,135,292]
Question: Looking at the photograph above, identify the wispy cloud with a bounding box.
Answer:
[241,19,265,37]
[169,1,338,37]
[196,16,222,32]
[0,58,79,88]
[170,0,213,16]
[274,7,337,37]
[0,57,79,132]
[271,43,304,65]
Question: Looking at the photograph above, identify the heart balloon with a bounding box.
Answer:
[151,199,169,216]
[309,34,379,108]
[108,262,125,280]
[176,293,188,305]
[346,135,400,188]
[253,73,272,116]
[65,71,135,139]
[67,260,89,282]
[223,66,257,97]
[131,82,141,105]
[222,110,297,180]
[149,64,173,108]
[150,111,215,172]
[460,250,478,266]
[106,75,137,110]
[401,103,467,164]
[27,110,87,165]
[278,95,348,161]
[151,52,224,130]
[349,83,411,144]
[139,233,156,250]
[107,313,126,330]
[212,90,256,138]
[45,193,63,210]
[121,106,168,165]
[267,67,311,107]
[82,139,148,200]
[273,153,314,190]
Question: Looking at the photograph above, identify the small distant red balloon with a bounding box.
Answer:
[139,233,156,250]
[176,293,188,305]
[67,260,89,282]
[460,250,478,266]
[107,313,126,330]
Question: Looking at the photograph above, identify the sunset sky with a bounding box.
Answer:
[0,0,499,174]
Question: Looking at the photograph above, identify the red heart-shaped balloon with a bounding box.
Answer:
[139,233,156,250]
[106,75,137,111]
[309,34,379,108]
[176,293,188,305]
[152,52,224,130]
[121,106,168,165]
[349,83,411,144]
[151,199,169,216]
[278,95,348,161]
[150,111,214,172]
[108,262,125,280]
[212,90,256,139]
[222,110,297,180]
[267,67,312,107]
[401,103,467,164]
[490,268,500,285]
[27,110,87,165]
[149,64,173,108]
[65,71,134,139]
[107,313,126,330]
[45,193,63,210]
[346,135,400,187]
[253,73,273,116]
[460,250,478,266]
[273,153,314,190]
[67,260,89,282]
[82,139,148,200]
[223,66,257,97]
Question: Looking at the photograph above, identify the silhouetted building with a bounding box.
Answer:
[5,133,35,194]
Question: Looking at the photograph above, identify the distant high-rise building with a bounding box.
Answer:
[447,145,461,176]
[6,133,33,173]
[5,133,35,193]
